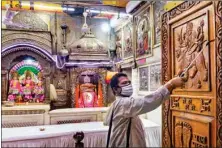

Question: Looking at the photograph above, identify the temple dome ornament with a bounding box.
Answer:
[70,30,107,54]
[69,11,109,61]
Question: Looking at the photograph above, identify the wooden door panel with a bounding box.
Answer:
[171,8,211,92]
[161,1,221,147]
[172,111,213,148]
[171,96,214,116]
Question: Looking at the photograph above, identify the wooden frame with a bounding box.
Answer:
[161,1,221,147]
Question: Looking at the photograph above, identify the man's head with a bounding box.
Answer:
[110,73,133,97]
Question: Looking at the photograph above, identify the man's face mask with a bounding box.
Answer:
[120,84,133,97]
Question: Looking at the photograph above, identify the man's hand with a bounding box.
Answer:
[165,77,185,93]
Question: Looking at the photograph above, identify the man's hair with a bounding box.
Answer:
[110,73,127,94]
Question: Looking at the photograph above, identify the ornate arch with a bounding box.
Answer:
[2,29,52,53]
[1,44,54,102]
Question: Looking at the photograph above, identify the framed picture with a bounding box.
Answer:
[115,29,123,62]
[150,63,161,91]
[123,20,133,59]
[139,66,149,91]
[152,1,166,47]
[135,6,152,59]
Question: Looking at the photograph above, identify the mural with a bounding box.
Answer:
[136,7,152,58]
[150,64,161,91]
[153,1,166,46]
[123,22,133,58]
[139,66,149,91]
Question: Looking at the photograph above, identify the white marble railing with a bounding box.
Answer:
[2,104,50,128]
[49,107,109,125]
[2,105,109,128]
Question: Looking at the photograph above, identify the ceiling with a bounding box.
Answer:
[52,0,129,18]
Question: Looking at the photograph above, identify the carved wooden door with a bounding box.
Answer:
[161,1,222,148]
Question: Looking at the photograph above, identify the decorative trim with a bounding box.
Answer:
[216,1,222,147]
[2,110,45,115]
[2,44,55,62]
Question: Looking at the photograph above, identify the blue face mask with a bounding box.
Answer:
[120,84,133,97]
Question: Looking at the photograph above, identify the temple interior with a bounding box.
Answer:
[1,1,221,147]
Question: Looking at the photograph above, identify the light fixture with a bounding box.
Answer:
[86,9,129,17]
[101,23,110,32]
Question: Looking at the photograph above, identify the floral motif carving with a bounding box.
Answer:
[2,30,52,54]
[169,1,201,19]
[216,1,222,147]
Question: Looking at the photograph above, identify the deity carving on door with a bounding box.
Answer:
[173,16,210,91]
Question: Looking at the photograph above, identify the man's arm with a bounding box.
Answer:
[121,85,170,118]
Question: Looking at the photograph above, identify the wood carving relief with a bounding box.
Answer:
[161,1,219,147]
[173,13,210,91]
[216,1,222,147]
[175,121,192,148]
[171,97,213,115]
[173,115,211,148]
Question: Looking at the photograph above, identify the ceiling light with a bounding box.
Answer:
[86,9,129,17]
[67,8,75,11]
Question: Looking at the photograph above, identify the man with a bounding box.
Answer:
[104,73,185,147]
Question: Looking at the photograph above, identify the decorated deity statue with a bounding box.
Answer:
[8,71,21,102]
[34,72,44,103]
[22,70,34,102]
[78,83,98,108]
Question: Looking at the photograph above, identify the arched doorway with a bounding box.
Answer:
[1,45,54,103]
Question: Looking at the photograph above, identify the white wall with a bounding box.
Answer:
[131,46,162,125]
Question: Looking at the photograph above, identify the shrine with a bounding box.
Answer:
[1,1,221,148]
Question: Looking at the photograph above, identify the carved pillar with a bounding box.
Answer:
[216,1,222,147]
[1,69,9,101]
[43,69,51,103]
[100,70,108,106]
